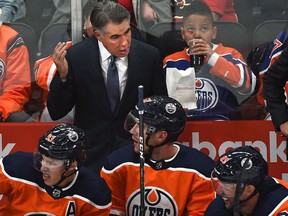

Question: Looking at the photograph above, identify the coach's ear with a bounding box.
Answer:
[94,30,102,42]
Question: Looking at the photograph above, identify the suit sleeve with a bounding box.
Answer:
[263,46,288,130]
[47,51,75,120]
[150,47,168,96]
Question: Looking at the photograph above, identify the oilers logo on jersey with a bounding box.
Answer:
[195,78,219,111]
[127,187,178,216]
[0,59,5,79]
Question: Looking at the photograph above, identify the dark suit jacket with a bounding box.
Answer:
[263,45,288,131]
[47,36,167,172]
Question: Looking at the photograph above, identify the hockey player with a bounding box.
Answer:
[0,123,111,215]
[163,1,256,120]
[101,95,215,216]
[205,146,288,216]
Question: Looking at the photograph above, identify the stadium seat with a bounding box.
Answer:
[147,21,249,60]
[146,22,185,60]
[9,22,37,74]
[253,20,288,47]
[213,22,249,58]
[38,22,71,58]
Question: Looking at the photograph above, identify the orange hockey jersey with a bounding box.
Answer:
[0,152,111,215]
[0,24,31,120]
[101,143,216,216]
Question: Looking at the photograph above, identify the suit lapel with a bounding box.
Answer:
[85,37,112,115]
[121,41,139,104]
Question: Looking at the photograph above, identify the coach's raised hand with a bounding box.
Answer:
[52,42,68,79]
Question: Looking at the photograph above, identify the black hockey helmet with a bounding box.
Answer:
[126,95,186,143]
[212,146,268,187]
[36,123,87,168]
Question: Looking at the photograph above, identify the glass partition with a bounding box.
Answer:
[1,0,288,122]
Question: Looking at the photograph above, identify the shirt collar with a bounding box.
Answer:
[98,40,111,62]
[98,40,128,62]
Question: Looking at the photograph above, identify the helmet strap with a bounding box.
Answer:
[145,134,153,160]
[145,133,166,159]
[233,155,252,216]
[233,182,245,216]
[53,167,79,188]
[231,187,258,216]
[145,127,168,149]
[239,188,258,205]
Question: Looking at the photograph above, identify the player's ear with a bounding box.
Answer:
[245,184,256,195]
[68,161,78,172]
[212,26,217,40]
[181,27,186,40]
[158,130,168,142]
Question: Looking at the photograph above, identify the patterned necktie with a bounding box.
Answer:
[106,55,120,112]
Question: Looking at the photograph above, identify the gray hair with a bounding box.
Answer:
[90,1,130,33]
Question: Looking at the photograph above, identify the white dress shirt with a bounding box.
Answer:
[98,40,128,99]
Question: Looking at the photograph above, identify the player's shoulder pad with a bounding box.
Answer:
[75,167,111,206]
[176,144,215,177]
[103,144,138,170]
[2,152,39,181]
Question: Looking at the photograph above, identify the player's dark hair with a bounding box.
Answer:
[90,0,130,32]
[182,1,214,27]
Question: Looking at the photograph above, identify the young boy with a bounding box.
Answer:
[163,1,256,120]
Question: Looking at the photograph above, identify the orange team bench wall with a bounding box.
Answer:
[0,121,287,181]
